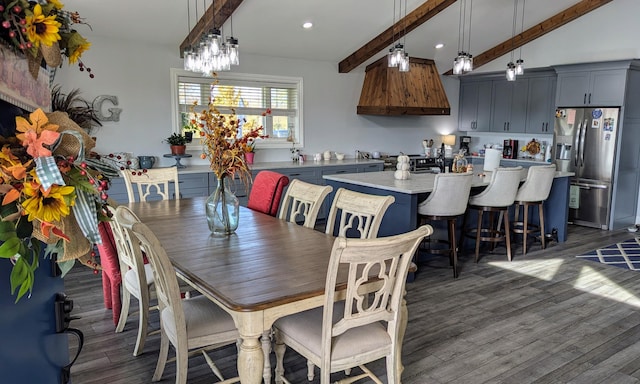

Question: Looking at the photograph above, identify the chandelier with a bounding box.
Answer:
[183,0,240,75]
[453,0,473,75]
[387,0,410,72]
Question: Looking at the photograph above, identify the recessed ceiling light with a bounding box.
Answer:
[435,43,445,49]
[302,22,313,29]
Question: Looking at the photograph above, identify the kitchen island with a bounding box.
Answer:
[323,170,573,243]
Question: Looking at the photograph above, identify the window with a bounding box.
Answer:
[170,69,303,149]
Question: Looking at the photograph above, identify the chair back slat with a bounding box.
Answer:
[325,188,395,239]
[121,167,180,202]
[278,179,333,228]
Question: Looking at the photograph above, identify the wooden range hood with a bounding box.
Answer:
[357,56,450,116]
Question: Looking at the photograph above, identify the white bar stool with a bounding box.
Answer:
[460,167,523,262]
[418,172,473,278]
[512,164,556,255]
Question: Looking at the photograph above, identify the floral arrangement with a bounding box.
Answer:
[0,0,93,79]
[0,108,110,302]
[195,76,269,188]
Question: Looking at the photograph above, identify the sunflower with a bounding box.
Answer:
[21,177,76,223]
[48,0,65,10]
[64,31,91,64]
[25,4,62,48]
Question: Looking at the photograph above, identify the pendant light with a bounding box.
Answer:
[183,0,195,72]
[506,0,517,81]
[388,0,409,72]
[515,0,526,75]
[453,0,473,75]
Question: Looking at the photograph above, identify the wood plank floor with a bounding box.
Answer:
[66,224,640,383]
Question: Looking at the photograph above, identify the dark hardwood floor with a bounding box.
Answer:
[66,224,640,383]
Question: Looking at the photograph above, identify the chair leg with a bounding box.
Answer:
[115,288,131,333]
[475,210,483,263]
[175,342,189,384]
[504,210,512,261]
[152,331,169,382]
[539,202,546,249]
[522,203,529,255]
[274,330,286,384]
[133,293,150,356]
[261,331,273,384]
[448,219,458,278]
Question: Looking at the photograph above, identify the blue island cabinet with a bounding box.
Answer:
[0,257,69,383]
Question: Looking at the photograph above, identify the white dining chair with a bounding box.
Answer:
[273,225,433,384]
[325,188,395,239]
[108,205,157,357]
[121,167,180,202]
[278,179,333,229]
[115,206,240,384]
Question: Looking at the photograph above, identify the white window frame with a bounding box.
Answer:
[170,68,304,150]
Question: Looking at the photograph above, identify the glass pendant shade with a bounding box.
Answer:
[515,59,524,75]
[227,37,239,66]
[463,54,473,72]
[387,48,395,67]
[399,53,410,72]
[506,62,516,81]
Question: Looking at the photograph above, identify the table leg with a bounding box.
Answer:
[261,330,272,384]
[238,334,264,384]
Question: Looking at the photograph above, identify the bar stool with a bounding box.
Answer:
[418,172,473,278]
[460,167,523,262]
[512,164,556,255]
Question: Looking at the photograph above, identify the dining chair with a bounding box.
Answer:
[418,172,473,278]
[121,167,180,202]
[115,206,240,384]
[325,188,395,239]
[512,164,557,254]
[273,225,433,384]
[278,179,333,228]
[109,205,156,357]
[96,220,122,327]
[247,170,290,216]
[460,166,523,262]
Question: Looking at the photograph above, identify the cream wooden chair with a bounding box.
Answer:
[325,188,395,239]
[121,167,180,202]
[115,206,240,384]
[108,205,156,357]
[278,179,333,229]
[273,225,432,384]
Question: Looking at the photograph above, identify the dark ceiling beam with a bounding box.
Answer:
[338,0,457,74]
[179,0,244,58]
[444,0,614,75]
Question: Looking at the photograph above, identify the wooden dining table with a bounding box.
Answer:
[127,196,401,383]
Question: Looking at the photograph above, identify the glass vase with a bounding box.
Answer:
[205,176,240,235]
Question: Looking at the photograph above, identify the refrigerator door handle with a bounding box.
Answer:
[574,121,582,167]
[579,119,588,166]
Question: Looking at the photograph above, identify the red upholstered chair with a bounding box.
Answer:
[97,221,122,326]
[247,171,290,216]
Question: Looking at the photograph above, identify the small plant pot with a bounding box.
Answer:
[245,152,255,164]
[170,145,186,155]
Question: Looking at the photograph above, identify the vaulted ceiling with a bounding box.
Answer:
[63,0,619,74]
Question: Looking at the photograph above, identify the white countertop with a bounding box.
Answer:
[323,170,574,195]
[174,159,384,175]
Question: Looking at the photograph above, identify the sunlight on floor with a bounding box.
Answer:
[488,259,564,281]
[490,259,640,308]
[573,265,640,308]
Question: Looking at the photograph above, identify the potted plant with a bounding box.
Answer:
[165,133,187,155]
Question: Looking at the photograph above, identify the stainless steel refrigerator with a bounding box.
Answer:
[553,107,620,229]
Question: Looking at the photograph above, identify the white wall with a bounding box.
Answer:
[55,36,460,167]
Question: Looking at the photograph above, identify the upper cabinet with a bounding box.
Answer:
[526,76,556,134]
[490,79,528,133]
[555,61,630,107]
[459,80,492,131]
[458,69,556,134]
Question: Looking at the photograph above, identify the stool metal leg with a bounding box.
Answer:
[448,218,458,278]
[522,203,529,255]
[475,210,483,263]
